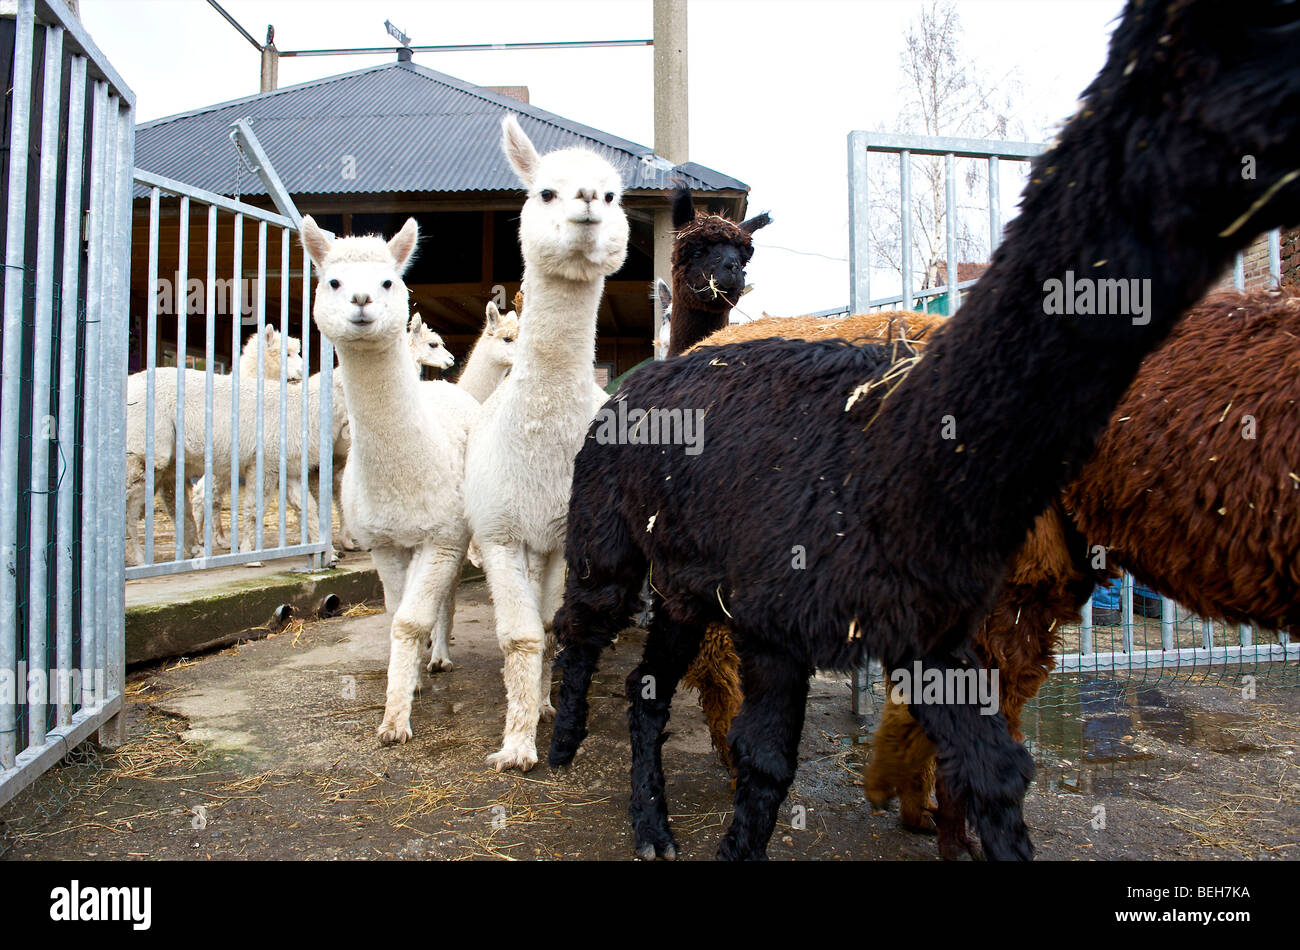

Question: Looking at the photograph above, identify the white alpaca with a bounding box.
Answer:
[300,214,480,746]
[124,326,302,564]
[456,300,519,403]
[191,325,304,549]
[463,116,628,771]
[406,312,456,374]
[231,311,457,556]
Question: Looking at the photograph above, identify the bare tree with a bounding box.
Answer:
[868,0,1024,301]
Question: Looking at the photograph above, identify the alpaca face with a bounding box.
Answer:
[407,313,455,371]
[670,187,771,313]
[300,216,419,351]
[240,325,304,381]
[501,116,629,282]
[482,301,519,372]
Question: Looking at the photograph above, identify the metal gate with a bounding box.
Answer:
[845,130,1299,708]
[124,131,337,580]
[1,0,133,808]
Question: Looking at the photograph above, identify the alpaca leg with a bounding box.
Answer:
[908,650,1034,861]
[865,686,938,833]
[717,647,811,861]
[376,544,460,745]
[535,550,567,721]
[124,473,146,566]
[370,545,412,614]
[626,611,706,860]
[426,561,462,673]
[681,622,743,772]
[548,529,650,767]
[479,540,545,772]
[159,475,200,560]
[331,464,360,551]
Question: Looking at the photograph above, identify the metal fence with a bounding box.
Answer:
[1,0,133,809]
[845,130,1299,710]
[124,155,337,580]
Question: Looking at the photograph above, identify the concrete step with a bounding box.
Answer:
[125,551,482,665]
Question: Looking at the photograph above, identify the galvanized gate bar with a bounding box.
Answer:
[2,0,135,807]
[0,0,36,771]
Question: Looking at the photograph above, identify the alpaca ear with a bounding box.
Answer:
[671,184,695,230]
[300,215,332,269]
[262,324,276,342]
[485,301,501,332]
[408,312,421,334]
[387,218,419,274]
[739,211,772,235]
[501,114,541,187]
[655,278,672,312]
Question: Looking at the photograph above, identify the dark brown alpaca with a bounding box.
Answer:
[665,186,771,357]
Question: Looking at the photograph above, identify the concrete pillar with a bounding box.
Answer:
[652,0,688,358]
[260,43,279,93]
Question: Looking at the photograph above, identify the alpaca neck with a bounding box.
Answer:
[457,336,505,402]
[510,265,604,383]
[666,276,730,356]
[876,112,1249,613]
[334,336,424,456]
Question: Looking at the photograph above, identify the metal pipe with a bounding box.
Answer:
[255,220,268,551]
[26,21,67,750]
[78,81,108,711]
[229,212,243,554]
[0,0,37,768]
[144,189,159,563]
[847,132,870,314]
[203,204,217,558]
[173,195,190,562]
[987,155,1001,252]
[278,38,653,56]
[899,151,912,311]
[945,153,959,315]
[300,243,311,550]
[55,53,88,728]
[278,227,289,549]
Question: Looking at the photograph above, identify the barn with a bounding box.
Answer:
[129,55,750,382]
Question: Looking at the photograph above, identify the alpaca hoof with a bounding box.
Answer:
[377,721,412,746]
[539,701,557,723]
[487,741,537,773]
[900,809,938,835]
[426,657,454,674]
[634,836,678,861]
[864,785,895,811]
[245,560,265,569]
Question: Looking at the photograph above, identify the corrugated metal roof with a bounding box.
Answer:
[134,61,748,199]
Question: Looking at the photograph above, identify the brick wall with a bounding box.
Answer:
[1210,226,1300,293]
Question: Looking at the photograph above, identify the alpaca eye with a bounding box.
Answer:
[329,279,340,290]
[382,280,393,290]
[540,189,556,202]
[604,192,615,204]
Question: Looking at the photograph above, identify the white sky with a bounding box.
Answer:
[81,0,1126,319]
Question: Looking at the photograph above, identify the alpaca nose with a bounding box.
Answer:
[577,188,596,203]
[352,292,371,307]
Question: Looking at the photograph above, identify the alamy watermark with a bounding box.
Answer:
[887,660,1000,715]
[0,663,105,706]
[593,400,705,456]
[1043,270,1152,325]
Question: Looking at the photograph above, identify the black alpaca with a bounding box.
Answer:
[549,0,1300,860]
[665,185,771,357]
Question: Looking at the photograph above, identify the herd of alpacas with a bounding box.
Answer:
[125,0,1300,860]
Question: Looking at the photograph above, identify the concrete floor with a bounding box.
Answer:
[4,579,1298,860]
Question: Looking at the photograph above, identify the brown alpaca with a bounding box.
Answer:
[680,309,948,768]
[867,288,1300,856]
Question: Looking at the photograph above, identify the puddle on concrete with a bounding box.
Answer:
[1021,676,1261,796]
